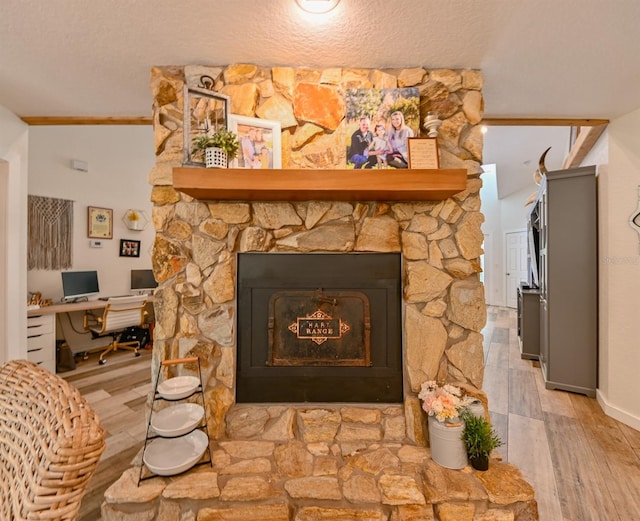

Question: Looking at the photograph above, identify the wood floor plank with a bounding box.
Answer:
[619,422,640,452]
[483,362,509,416]
[508,340,536,373]
[508,413,563,521]
[486,341,509,368]
[534,367,576,418]
[544,411,620,520]
[491,326,510,344]
[488,410,508,460]
[509,368,543,420]
[568,394,640,519]
[77,443,142,521]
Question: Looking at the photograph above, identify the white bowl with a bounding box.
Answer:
[151,403,204,438]
[143,429,209,476]
[157,375,200,400]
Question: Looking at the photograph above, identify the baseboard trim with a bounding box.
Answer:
[596,389,640,431]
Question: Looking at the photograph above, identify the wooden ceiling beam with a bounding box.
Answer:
[21,116,608,172]
[21,116,611,127]
[20,116,152,125]
[481,117,609,127]
[562,124,608,169]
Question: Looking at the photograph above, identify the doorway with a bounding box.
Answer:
[504,230,528,308]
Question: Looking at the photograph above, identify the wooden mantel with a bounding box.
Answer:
[172,167,467,201]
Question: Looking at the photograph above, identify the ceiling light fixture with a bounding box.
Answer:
[295,0,340,14]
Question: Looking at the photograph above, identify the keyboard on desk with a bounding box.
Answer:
[98,295,134,301]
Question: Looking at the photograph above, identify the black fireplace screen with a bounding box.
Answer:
[236,253,402,403]
[268,290,371,367]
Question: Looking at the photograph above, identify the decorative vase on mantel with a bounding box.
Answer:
[205,147,228,169]
[427,415,468,469]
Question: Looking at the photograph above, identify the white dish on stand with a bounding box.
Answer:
[157,375,200,400]
[143,429,209,476]
[151,403,204,438]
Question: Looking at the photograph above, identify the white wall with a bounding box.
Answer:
[597,112,640,429]
[0,105,29,365]
[481,164,534,307]
[27,126,156,301]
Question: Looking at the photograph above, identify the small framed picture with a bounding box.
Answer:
[408,138,440,169]
[119,239,141,258]
[88,206,113,239]
[229,115,282,169]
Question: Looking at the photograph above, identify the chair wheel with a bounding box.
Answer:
[134,351,141,357]
[98,359,106,365]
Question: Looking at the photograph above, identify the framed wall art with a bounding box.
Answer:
[408,138,440,169]
[88,206,113,239]
[119,239,141,258]
[229,115,282,169]
[183,83,230,166]
[344,87,419,169]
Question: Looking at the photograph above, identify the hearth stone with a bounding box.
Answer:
[102,404,537,519]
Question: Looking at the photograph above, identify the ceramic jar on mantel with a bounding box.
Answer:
[427,416,467,469]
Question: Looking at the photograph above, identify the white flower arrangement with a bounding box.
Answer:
[418,380,473,423]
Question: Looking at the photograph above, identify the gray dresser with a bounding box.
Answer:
[536,166,597,397]
[517,284,541,360]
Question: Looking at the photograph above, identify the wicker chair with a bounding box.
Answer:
[0,359,106,521]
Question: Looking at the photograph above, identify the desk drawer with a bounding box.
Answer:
[27,346,53,364]
[27,314,54,336]
[28,334,53,352]
[29,358,56,373]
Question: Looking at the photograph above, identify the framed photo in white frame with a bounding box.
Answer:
[229,115,282,169]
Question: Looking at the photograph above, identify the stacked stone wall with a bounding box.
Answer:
[148,64,487,442]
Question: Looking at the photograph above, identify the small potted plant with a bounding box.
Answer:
[460,411,503,471]
[191,127,240,168]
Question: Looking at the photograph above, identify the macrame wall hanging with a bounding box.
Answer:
[28,195,73,270]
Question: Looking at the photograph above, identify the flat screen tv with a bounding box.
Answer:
[61,270,100,302]
[130,269,158,292]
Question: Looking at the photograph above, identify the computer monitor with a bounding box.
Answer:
[130,269,158,293]
[61,270,100,302]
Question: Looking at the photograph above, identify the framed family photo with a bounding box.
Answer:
[344,87,420,170]
[229,115,281,169]
[88,206,113,239]
[119,239,141,258]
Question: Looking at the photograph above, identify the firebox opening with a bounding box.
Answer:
[236,253,403,403]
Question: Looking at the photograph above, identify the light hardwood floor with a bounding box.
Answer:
[64,306,640,520]
[483,306,640,520]
[61,348,152,521]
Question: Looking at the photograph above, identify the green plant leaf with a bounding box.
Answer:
[460,413,504,459]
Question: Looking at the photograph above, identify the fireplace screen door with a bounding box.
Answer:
[236,253,402,403]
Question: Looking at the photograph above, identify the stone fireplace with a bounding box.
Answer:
[100,64,538,520]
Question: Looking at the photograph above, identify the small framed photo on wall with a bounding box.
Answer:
[88,206,113,239]
[119,239,140,258]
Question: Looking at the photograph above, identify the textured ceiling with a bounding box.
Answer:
[2,0,635,195]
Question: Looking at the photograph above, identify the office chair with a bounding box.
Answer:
[84,295,148,365]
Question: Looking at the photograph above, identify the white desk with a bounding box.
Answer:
[28,299,110,318]
[27,298,154,372]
